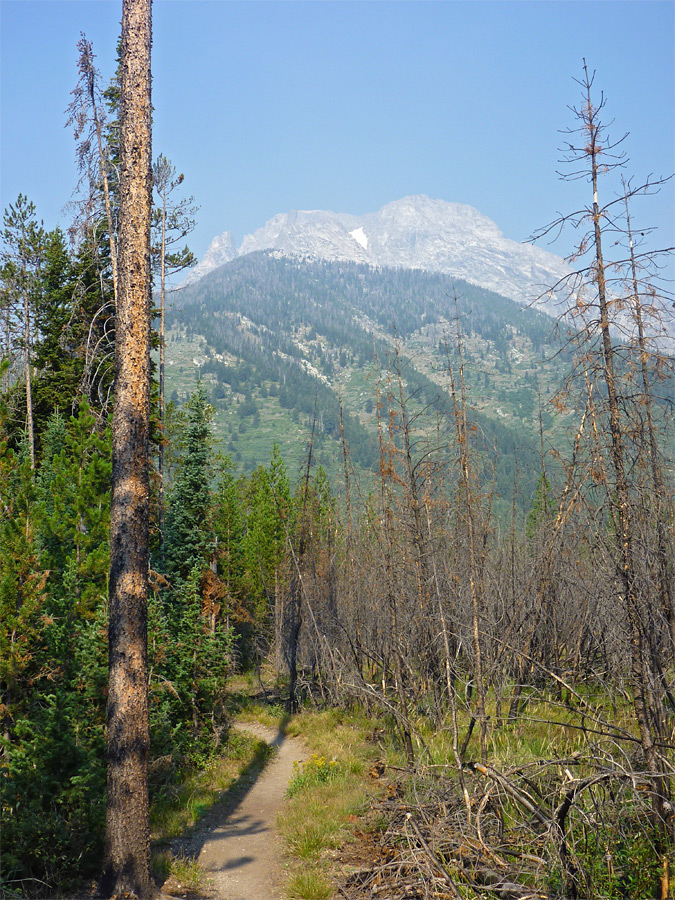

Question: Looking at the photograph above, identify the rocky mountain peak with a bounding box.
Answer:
[183,230,238,285]
[188,196,569,305]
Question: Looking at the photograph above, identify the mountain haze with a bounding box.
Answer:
[167,197,671,512]
[185,195,570,306]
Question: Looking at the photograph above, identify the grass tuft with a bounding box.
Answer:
[286,869,334,900]
[168,853,205,891]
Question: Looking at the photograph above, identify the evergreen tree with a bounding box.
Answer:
[165,565,233,757]
[30,229,82,429]
[526,472,553,539]
[152,154,198,533]
[163,386,214,582]
[1,194,46,466]
[212,457,246,613]
[241,445,292,636]
[0,428,45,738]
[0,362,108,889]
[0,223,110,453]
[35,402,111,614]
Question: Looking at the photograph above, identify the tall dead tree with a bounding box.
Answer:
[622,181,675,654]
[67,34,119,303]
[533,62,673,891]
[373,350,415,766]
[574,67,670,841]
[101,0,154,896]
[447,317,488,763]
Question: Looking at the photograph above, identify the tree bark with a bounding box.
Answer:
[158,175,167,538]
[102,0,154,896]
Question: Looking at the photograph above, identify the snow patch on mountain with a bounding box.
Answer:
[350,227,369,250]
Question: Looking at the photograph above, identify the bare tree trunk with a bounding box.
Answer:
[579,63,669,837]
[623,187,675,654]
[449,307,488,763]
[393,347,446,720]
[3,298,10,392]
[69,35,119,302]
[88,54,119,304]
[374,352,414,766]
[23,276,34,470]
[102,0,154,896]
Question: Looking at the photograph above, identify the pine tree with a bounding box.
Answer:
[1,195,46,467]
[242,445,292,649]
[66,31,122,415]
[532,63,674,887]
[0,360,109,889]
[66,33,119,301]
[525,472,553,539]
[0,420,46,741]
[35,402,111,614]
[212,457,250,636]
[163,386,214,582]
[166,565,233,754]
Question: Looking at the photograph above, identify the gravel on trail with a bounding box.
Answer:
[196,721,308,900]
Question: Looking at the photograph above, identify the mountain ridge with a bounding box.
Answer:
[184,195,570,307]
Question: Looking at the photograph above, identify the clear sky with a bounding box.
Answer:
[1,0,673,266]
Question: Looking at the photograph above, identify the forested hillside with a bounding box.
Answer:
[163,253,580,515]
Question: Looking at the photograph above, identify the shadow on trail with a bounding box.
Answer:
[166,715,293,869]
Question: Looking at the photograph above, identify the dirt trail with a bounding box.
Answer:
[197,721,308,900]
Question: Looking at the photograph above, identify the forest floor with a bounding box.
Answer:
[62,680,670,900]
[161,720,308,900]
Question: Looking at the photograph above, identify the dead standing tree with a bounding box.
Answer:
[446,306,489,764]
[533,60,674,892]
[66,35,121,415]
[621,180,675,655]
[373,349,416,766]
[66,33,119,304]
[101,0,154,896]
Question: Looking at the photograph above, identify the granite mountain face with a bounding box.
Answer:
[185,195,570,307]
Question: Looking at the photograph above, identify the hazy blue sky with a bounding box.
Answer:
[2,1,673,266]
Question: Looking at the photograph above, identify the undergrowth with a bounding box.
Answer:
[277,707,385,899]
[274,688,673,900]
[150,727,273,839]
